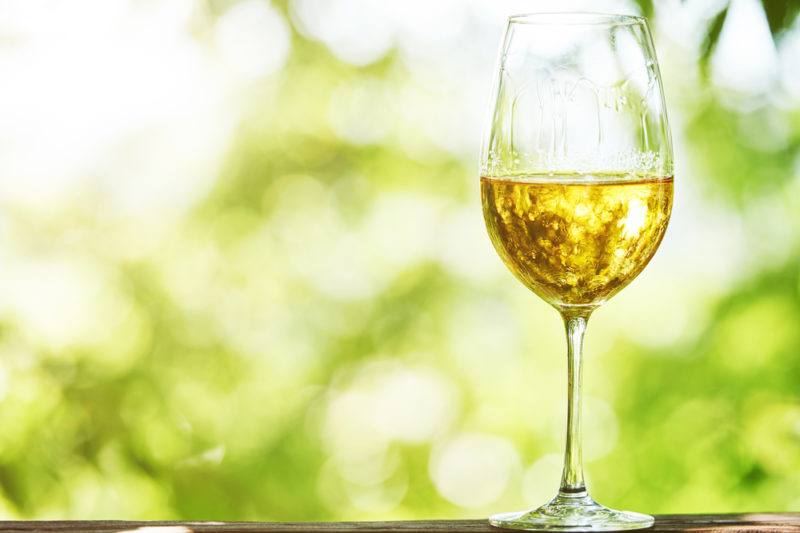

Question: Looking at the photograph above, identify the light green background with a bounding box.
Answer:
[0,0,797,521]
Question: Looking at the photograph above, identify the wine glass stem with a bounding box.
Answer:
[558,309,592,498]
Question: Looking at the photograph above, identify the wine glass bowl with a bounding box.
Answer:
[481,174,673,309]
[480,12,673,531]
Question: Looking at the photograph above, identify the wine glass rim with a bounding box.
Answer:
[508,12,647,26]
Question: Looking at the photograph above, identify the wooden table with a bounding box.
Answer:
[0,515,797,533]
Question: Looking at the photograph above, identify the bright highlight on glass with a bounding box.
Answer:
[480,12,674,531]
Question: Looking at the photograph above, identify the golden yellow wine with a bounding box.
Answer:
[481,174,673,307]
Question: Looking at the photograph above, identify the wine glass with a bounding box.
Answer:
[480,12,673,531]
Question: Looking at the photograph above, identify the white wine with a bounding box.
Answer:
[481,174,673,307]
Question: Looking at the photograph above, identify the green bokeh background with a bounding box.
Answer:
[0,0,798,521]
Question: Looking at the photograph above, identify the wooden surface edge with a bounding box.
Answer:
[0,514,796,533]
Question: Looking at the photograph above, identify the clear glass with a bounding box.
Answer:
[480,12,674,531]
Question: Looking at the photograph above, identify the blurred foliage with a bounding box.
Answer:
[690,0,796,71]
[0,0,797,523]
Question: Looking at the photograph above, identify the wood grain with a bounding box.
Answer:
[0,514,796,533]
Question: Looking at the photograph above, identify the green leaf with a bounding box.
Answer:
[634,0,654,18]
[762,0,800,38]
[700,3,730,71]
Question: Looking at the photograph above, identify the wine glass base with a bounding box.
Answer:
[489,494,654,531]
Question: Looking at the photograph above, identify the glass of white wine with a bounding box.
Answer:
[480,13,673,531]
